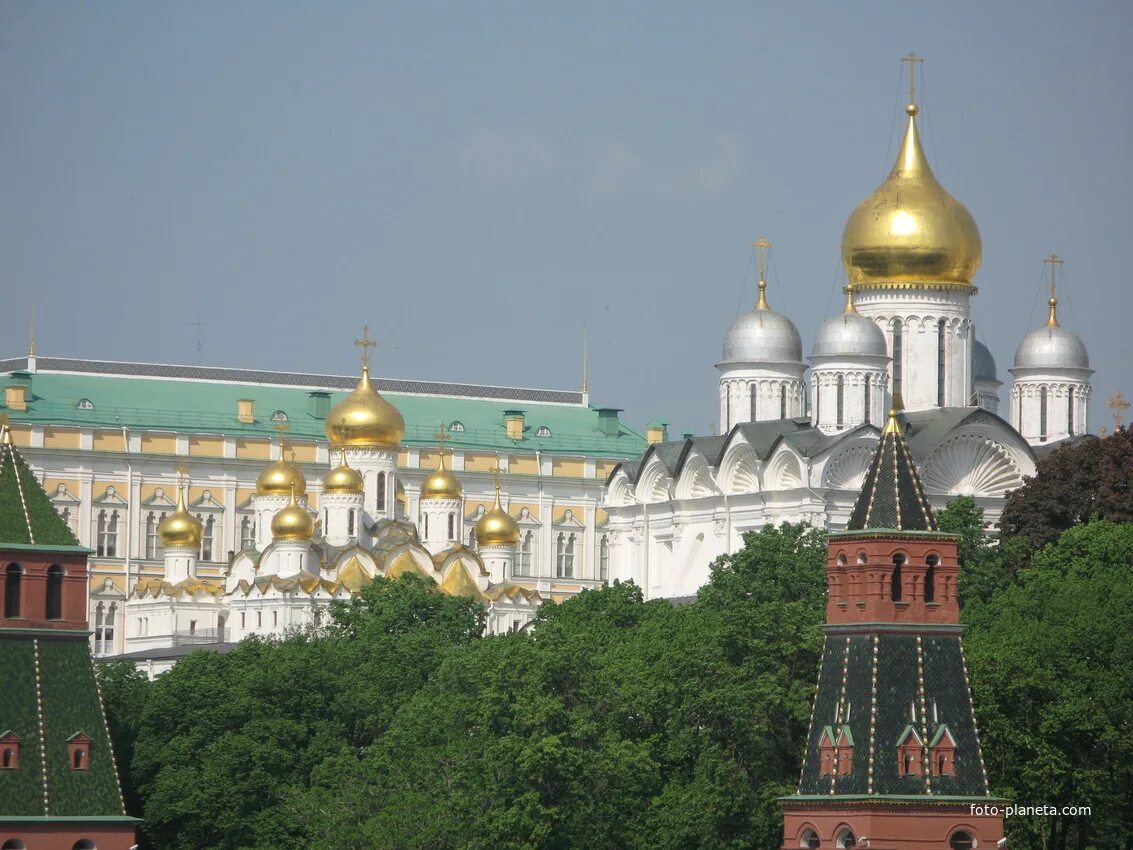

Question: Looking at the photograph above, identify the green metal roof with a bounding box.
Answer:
[2,365,647,458]
[0,432,82,548]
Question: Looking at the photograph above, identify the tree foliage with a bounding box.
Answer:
[1000,427,1133,549]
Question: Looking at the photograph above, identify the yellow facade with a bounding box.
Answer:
[464,452,499,473]
[93,430,124,452]
[44,478,81,497]
[236,438,271,460]
[188,436,225,457]
[595,460,618,480]
[508,454,539,476]
[552,505,584,524]
[141,433,177,454]
[552,458,585,478]
[43,427,81,449]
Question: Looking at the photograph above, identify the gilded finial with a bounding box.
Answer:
[488,463,503,505]
[581,327,589,395]
[28,288,36,358]
[1,415,11,445]
[843,285,857,314]
[901,52,924,115]
[173,463,191,507]
[1043,253,1064,327]
[1108,391,1130,430]
[354,324,377,371]
[882,407,902,435]
[753,238,771,310]
[435,422,451,468]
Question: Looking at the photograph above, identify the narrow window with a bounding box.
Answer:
[107,511,119,557]
[73,750,84,770]
[892,319,903,397]
[423,513,428,538]
[189,620,197,635]
[890,555,904,602]
[836,375,845,429]
[599,535,609,582]
[724,385,731,431]
[447,514,454,540]
[272,611,278,627]
[60,507,72,533]
[240,612,246,629]
[145,513,158,559]
[256,611,262,628]
[2,747,15,768]
[519,530,534,575]
[780,385,788,419]
[555,533,576,578]
[814,381,820,424]
[46,565,64,620]
[376,472,387,512]
[104,602,116,649]
[864,375,872,426]
[4,564,21,618]
[924,554,938,603]
[468,527,476,547]
[348,509,355,536]
[1068,387,1075,436]
[749,386,757,422]
[94,603,104,654]
[240,516,255,549]
[1040,386,1048,441]
[96,511,108,557]
[201,516,215,561]
[937,319,947,407]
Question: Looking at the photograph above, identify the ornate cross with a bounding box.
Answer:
[354,325,377,369]
[1044,253,1064,326]
[753,238,771,309]
[1108,391,1130,430]
[174,462,191,489]
[488,463,502,496]
[902,52,924,107]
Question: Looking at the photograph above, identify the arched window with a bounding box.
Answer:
[1039,386,1048,441]
[799,828,821,849]
[2,748,15,769]
[46,565,64,620]
[376,472,387,512]
[536,426,552,437]
[924,554,938,603]
[271,410,288,422]
[348,509,356,537]
[892,319,904,397]
[780,385,788,419]
[517,530,534,576]
[864,375,872,426]
[240,516,255,549]
[72,750,85,770]
[76,398,94,410]
[555,533,576,578]
[468,527,476,548]
[3,839,29,849]
[836,375,845,429]
[145,513,160,559]
[724,385,731,431]
[96,510,119,557]
[750,386,758,422]
[4,564,21,618]
[814,380,820,424]
[949,832,975,850]
[890,555,905,602]
[835,828,856,849]
[447,514,455,540]
[599,535,610,583]
[448,421,464,432]
[422,513,429,539]
[72,840,97,850]
[200,516,215,561]
[937,319,947,407]
[1068,386,1075,436]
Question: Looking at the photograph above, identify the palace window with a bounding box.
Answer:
[836,375,845,429]
[200,516,215,562]
[145,513,163,559]
[46,565,64,620]
[4,564,21,618]
[937,319,947,406]
[555,532,576,578]
[240,516,255,549]
[96,510,119,557]
[1068,387,1075,436]
[468,527,477,548]
[93,602,116,656]
[892,319,904,396]
[517,530,535,576]
[864,376,871,426]
[599,535,610,583]
[1040,386,1048,441]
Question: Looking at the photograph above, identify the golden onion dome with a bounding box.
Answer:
[322,454,364,495]
[420,452,463,501]
[841,104,982,287]
[158,485,203,548]
[474,486,520,548]
[255,452,307,497]
[271,487,315,541]
[326,366,405,448]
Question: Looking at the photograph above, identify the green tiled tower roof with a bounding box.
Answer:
[846,408,937,532]
[0,424,84,549]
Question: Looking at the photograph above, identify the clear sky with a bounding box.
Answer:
[2,1,1131,437]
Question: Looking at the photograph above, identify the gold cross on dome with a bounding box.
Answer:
[488,462,502,494]
[174,463,191,488]
[435,422,451,447]
[354,325,377,368]
[902,52,924,107]
[1108,391,1130,430]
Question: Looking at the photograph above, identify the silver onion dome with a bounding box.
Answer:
[812,312,887,358]
[973,340,998,381]
[722,307,803,364]
[1013,325,1089,370]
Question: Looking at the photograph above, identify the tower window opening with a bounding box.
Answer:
[447,513,454,540]
[814,381,820,424]
[4,564,22,618]
[46,565,64,620]
[518,530,534,576]
[348,509,355,537]
[890,554,905,602]
[599,535,610,583]
[836,375,845,429]
[892,319,903,396]
[864,376,871,426]
[750,386,757,422]
[1040,386,1048,441]
[937,319,947,407]
[423,513,429,539]
[925,554,938,603]
[724,385,731,431]
[949,832,975,850]
[376,472,387,512]
[1068,386,1075,436]
[781,385,788,419]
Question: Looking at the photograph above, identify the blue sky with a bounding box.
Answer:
[2,1,1131,436]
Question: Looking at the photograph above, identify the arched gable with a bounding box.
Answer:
[717,436,760,496]
[673,451,717,500]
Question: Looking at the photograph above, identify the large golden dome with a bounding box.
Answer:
[420,453,462,501]
[256,453,307,497]
[326,366,405,448]
[323,454,364,495]
[842,105,981,287]
[474,487,520,547]
[158,485,203,548]
[271,488,315,541]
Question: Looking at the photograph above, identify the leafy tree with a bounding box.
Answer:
[1000,427,1133,549]
[96,660,152,818]
[964,521,1133,850]
[936,496,1027,608]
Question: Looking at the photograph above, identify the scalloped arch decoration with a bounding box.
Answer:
[769,453,803,490]
[721,444,760,495]
[607,475,635,507]
[676,457,716,500]
[921,434,1024,496]
[637,462,672,504]
[823,444,875,491]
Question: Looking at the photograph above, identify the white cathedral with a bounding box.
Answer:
[603,91,1092,601]
[123,364,540,674]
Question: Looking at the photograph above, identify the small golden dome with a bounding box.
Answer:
[323,454,364,495]
[255,452,307,497]
[326,366,405,448]
[271,487,315,541]
[474,486,520,547]
[420,453,462,501]
[158,485,203,548]
[841,108,982,287]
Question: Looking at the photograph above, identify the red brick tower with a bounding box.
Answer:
[779,410,1005,849]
